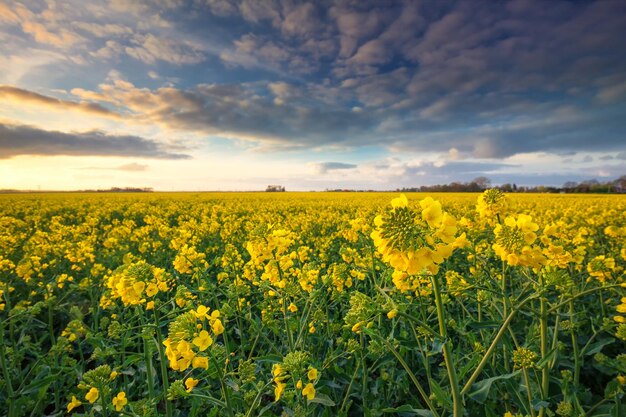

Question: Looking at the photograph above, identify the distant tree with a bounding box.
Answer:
[472,176,492,190]
[613,175,626,191]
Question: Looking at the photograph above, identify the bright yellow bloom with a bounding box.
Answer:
[420,197,443,228]
[195,305,211,320]
[390,194,408,209]
[110,371,118,380]
[192,356,209,370]
[185,377,199,392]
[211,319,225,335]
[274,381,286,401]
[288,303,298,313]
[146,282,158,297]
[112,392,127,412]
[85,387,99,404]
[302,383,316,400]
[387,309,397,319]
[67,396,82,412]
[193,330,213,351]
[307,368,318,381]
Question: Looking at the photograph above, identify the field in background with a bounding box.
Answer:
[0,191,624,417]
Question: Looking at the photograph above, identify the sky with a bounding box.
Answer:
[1,0,625,191]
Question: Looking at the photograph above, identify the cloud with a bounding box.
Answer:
[80,162,149,171]
[74,22,132,38]
[0,85,119,118]
[0,1,83,48]
[125,33,206,64]
[67,78,374,148]
[3,0,625,167]
[0,122,190,159]
[205,0,238,17]
[117,162,148,171]
[310,162,357,174]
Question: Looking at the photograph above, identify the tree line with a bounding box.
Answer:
[397,175,626,194]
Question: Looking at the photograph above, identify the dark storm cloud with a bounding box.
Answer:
[3,0,626,160]
[0,85,119,118]
[0,123,190,159]
[311,161,357,174]
[124,1,626,156]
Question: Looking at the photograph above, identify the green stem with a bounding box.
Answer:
[340,361,360,413]
[585,398,608,417]
[538,295,549,417]
[461,293,537,395]
[0,323,17,417]
[360,332,367,411]
[366,330,440,417]
[153,309,173,417]
[522,368,536,417]
[501,261,510,373]
[569,300,580,386]
[547,284,621,314]
[244,381,274,417]
[46,298,60,411]
[207,349,235,417]
[281,295,294,352]
[144,324,155,399]
[187,393,227,408]
[431,274,463,417]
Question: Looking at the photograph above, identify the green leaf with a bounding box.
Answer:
[429,380,452,409]
[381,405,434,416]
[466,320,502,329]
[531,399,550,411]
[308,393,336,407]
[584,338,615,356]
[430,337,445,354]
[536,347,558,369]
[20,374,59,395]
[467,371,520,403]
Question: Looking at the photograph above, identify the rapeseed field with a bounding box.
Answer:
[0,191,624,417]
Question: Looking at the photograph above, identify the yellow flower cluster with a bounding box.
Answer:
[445,270,470,297]
[476,188,510,223]
[492,214,544,268]
[100,260,171,308]
[272,364,318,401]
[371,194,466,278]
[615,297,626,324]
[587,255,617,283]
[173,244,209,275]
[245,229,297,288]
[163,305,225,372]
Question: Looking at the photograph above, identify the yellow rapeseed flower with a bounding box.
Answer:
[67,396,82,412]
[302,383,316,400]
[185,377,199,392]
[192,330,213,351]
[274,381,286,401]
[112,391,127,412]
[85,387,99,404]
[192,356,209,370]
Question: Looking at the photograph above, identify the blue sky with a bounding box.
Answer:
[1,0,625,190]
